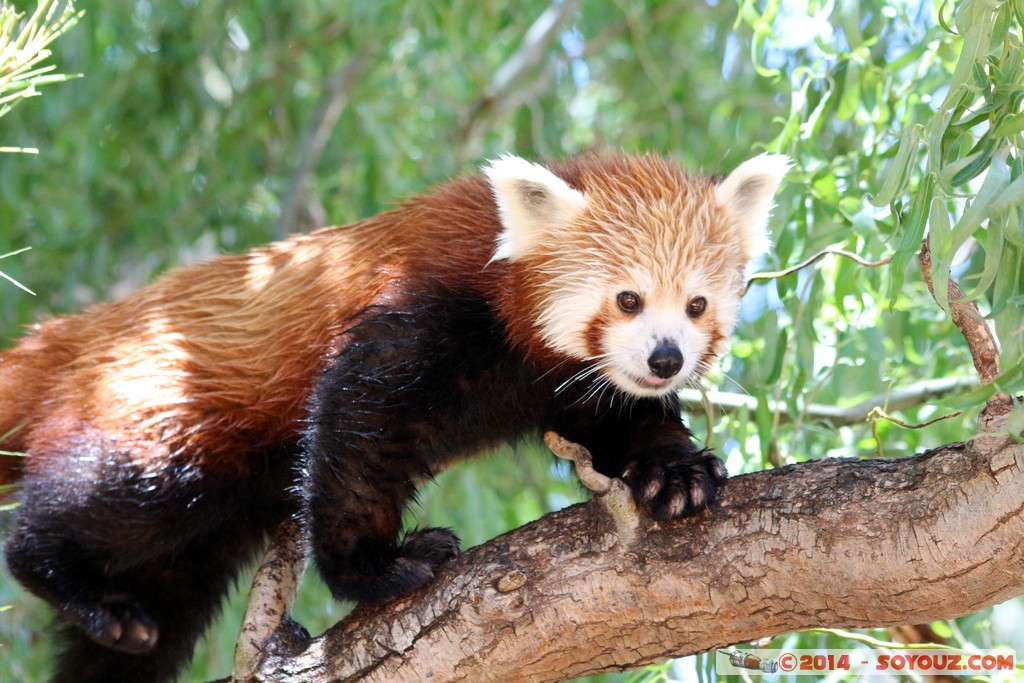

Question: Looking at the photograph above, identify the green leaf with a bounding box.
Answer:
[942,362,1024,408]
[990,0,1013,46]
[946,137,995,186]
[988,242,1019,317]
[964,226,1005,303]
[928,198,953,313]
[0,269,35,295]
[949,156,1012,248]
[988,173,1024,213]
[941,0,994,112]
[889,173,935,309]
[837,58,860,120]
[805,83,838,141]
[871,125,921,207]
[936,0,956,34]
[1004,205,1024,247]
[775,77,811,149]
[765,327,789,386]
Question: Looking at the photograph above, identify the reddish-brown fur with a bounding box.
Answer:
[0,174,500,481]
[1,155,734,487]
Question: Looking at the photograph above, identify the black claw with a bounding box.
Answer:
[621,452,727,520]
[372,528,460,600]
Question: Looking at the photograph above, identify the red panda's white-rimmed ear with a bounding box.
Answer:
[715,153,790,260]
[484,155,587,262]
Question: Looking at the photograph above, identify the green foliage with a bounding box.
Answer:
[0,0,80,292]
[730,0,1023,470]
[0,0,81,151]
[0,1,1021,682]
[885,0,1024,389]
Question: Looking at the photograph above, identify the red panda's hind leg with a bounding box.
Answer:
[4,511,161,655]
[64,592,159,654]
[5,445,296,683]
[40,536,262,683]
[5,513,223,682]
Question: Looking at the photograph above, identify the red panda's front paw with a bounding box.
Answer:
[621,452,728,520]
[316,527,461,605]
[383,527,461,597]
[399,526,461,571]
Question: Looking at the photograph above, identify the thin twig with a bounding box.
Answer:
[745,247,892,294]
[543,432,639,545]
[867,406,963,430]
[868,405,963,456]
[544,431,611,493]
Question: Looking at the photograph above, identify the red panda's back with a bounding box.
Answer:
[0,227,395,480]
[0,174,503,483]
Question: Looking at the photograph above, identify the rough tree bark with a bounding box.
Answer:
[227,406,1023,682]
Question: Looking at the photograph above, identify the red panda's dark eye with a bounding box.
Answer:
[687,296,707,318]
[617,291,642,314]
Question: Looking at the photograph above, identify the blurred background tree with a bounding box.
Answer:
[0,0,1021,681]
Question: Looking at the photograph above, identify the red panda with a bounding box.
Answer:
[0,152,787,683]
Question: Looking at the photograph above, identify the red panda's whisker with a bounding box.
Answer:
[554,357,614,395]
[714,370,750,397]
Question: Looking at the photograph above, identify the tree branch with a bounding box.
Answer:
[278,49,373,238]
[232,423,1024,682]
[917,240,1018,427]
[232,517,309,682]
[457,0,580,158]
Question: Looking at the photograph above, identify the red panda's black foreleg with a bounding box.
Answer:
[301,286,551,604]
[301,308,460,604]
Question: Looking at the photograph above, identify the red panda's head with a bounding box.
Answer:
[485,153,787,399]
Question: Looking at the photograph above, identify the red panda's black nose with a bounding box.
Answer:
[647,345,683,379]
